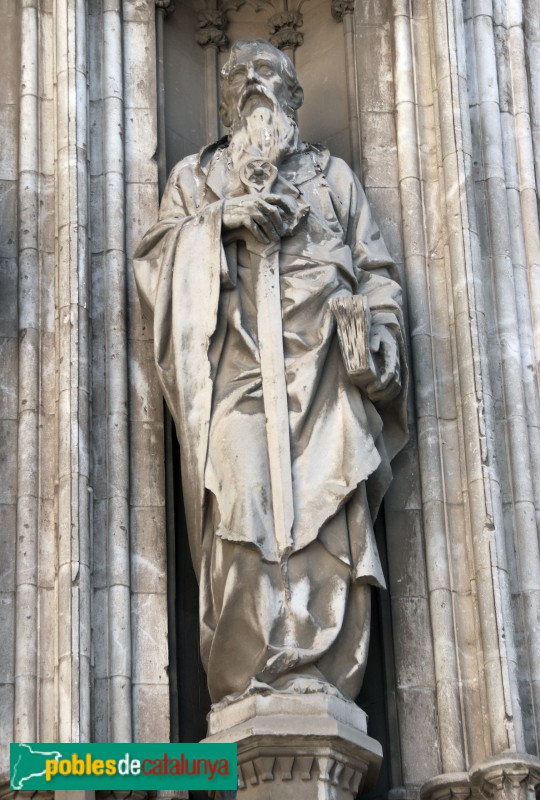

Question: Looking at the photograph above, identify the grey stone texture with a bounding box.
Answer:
[134,39,407,712]
[204,694,381,800]
[0,1,539,800]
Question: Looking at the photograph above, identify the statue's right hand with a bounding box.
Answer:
[222,196,284,244]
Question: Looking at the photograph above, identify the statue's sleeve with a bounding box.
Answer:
[328,159,409,465]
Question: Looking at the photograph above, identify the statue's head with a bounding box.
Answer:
[219,40,304,128]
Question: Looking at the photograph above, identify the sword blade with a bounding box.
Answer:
[254,243,294,557]
[240,159,294,558]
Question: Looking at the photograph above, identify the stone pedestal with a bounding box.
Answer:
[203,693,382,800]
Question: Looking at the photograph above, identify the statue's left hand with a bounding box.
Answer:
[365,324,401,403]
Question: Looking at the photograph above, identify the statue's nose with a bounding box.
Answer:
[246,66,259,83]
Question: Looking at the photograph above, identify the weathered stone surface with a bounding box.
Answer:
[205,694,380,800]
[131,592,169,686]
[0,0,539,795]
[0,595,14,685]
[420,772,472,800]
[134,40,407,726]
[0,422,17,505]
[131,507,168,594]
[132,684,171,743]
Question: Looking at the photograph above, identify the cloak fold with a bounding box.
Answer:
[134,142,408,580]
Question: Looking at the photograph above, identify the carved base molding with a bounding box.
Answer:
[0,788,187,800]
[0,790,53,800]
[203,693,382,800]
[420,771,473,800]
[421,755,540,800]
[2,753,539,800]
[470,754,540,800]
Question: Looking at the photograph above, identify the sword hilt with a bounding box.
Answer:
[240,159,278,194]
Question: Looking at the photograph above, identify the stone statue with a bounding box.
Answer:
[134,40,407,711]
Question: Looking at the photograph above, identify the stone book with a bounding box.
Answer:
[329,294,378,386]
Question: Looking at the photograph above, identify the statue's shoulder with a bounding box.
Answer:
[302,143,358,188]
[325,154,358,188]
[169,153,200,176]
[167,138,228,187]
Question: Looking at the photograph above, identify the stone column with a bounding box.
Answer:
[14,0,40,747]
[55,0,93,744]
[0,0,20,778]
[392,0,467,775]
[332,0,362,175]
[196,6,227,142]
[89,0,169,745]
[0,0,169,774]
[124,0,169,744]
[386,0,540,784]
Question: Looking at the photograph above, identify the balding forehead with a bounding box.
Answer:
[223,40,291,77]
[231,41,275,60]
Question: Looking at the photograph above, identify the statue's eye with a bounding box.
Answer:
[257,65,275,77]
[229,72,245,88]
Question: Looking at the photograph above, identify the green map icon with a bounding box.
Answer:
[11,743,63,790]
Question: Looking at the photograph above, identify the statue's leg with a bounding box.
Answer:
[199,524,370,704]
[315,581,371,699]
[199,530,276,703]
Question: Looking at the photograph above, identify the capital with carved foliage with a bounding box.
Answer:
[196,8,228,50]
[155,0,175,13]
[269,10,304,51]
[331,0,356,21]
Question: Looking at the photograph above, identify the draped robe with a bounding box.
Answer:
[134,139,408,704]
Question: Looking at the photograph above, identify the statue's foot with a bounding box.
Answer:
[212,671,351,714]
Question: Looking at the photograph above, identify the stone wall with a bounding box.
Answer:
[0,0,20,779]
[0,0,169,781]
[1,1,540,800]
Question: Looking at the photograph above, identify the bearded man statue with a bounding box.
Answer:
[134,40,408,711]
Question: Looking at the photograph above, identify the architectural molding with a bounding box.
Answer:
[331,0,355,22]
[96,793,153,800]
[205,695,380,800]
[0,787,53,800]
[420,758,540,800]
[195,9,228,50]
[1,0,540,786]
[420,773,473,800]
[194,0,310,53]
[237,751,367,796]
[0,0,169,752]
[470,755,540,800]
[155,0,175,12]
[268,10,304,51]
[0,788,187,800]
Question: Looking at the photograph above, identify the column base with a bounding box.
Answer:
[420,772,472,800]
[470,753,540,800]
[420,754,540,800]
[203,693,382,800]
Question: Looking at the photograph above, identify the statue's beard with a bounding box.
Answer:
[228,85,299,171]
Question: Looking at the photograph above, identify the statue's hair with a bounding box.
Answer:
[219,39,304,126]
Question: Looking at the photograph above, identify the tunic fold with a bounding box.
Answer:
[134,140,408,702]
